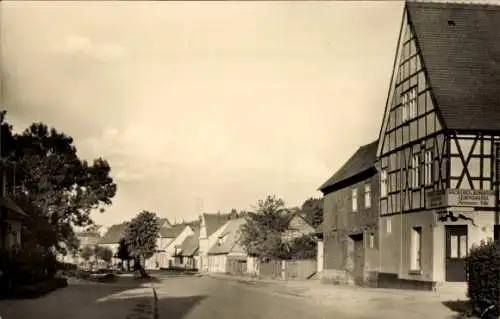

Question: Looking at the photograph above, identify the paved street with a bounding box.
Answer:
[0,274,465,319]
[0,279,154,319]
[154,274,465,319]
[154,275,372,319]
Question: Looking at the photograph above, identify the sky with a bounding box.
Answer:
[0,1,407,227]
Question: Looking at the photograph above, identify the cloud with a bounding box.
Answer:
[54,35,125,62]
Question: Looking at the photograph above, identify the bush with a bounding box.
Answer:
[56,261,77,271]
[466,239,500,316]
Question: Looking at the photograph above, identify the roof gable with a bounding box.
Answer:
[159,224,189,238]
[319,140,378,193]
[407,1,500,131]
[208,218,246,255]
[203,213,231,237]
[99,223,129,244]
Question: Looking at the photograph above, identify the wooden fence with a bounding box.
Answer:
[258,259,317,280]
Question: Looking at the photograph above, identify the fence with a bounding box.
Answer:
[258,259,317,280]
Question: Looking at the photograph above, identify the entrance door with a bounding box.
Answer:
[445,225,468,282]
[349,234,364,285]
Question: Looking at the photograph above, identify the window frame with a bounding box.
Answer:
[381,169,388,198]
[410,226,422,272]
[364,183,372,208]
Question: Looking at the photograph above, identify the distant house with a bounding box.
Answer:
[207,217,247,274]
[99,222,130,266]
[153,223,194,270]
[198,212,238,272]
[281,212,315,243]
[173,223,201,270]
[58,230,101,264]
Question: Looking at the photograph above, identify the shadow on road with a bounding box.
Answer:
[156,295,207,319]
[442,300,473,318]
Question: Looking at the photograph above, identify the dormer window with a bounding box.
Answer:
[402,87,417,122]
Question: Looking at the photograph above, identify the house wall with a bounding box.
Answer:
[208,254,227,273]
[282,216,315,242]
[157,226,194,269]
[199,220,231,272]
[322,172,380,285]
[380,209,494,284]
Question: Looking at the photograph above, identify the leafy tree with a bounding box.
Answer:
[80,245,93,268]
[239,195,290,261]
[96,246,113,267]
[116,238,131,271]
[1,112,117,254]
[301,197,323,228]
[282,234,317,260]
[124,210,161,278]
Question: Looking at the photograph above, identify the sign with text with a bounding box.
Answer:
[427,189,496,209]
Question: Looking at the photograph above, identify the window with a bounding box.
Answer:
[381,169,388,197]
[364,183,372,208]
[369,233,375,249]
[411,154,420,188]
[401,87,418,123]
[410,227,422,271]
[352,188,358,212]
[424,150,433,185]
[386,219,392,234]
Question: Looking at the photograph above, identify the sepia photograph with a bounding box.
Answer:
[1,0,500,318]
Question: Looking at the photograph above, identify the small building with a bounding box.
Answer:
[207,217,247,274]
[318,140,380,286]
[198,212,238,272]
[173,226,200,270]
[375,1,500,289]
[99,222,129,266]
[281,212,315,243]
[155,223,194,270]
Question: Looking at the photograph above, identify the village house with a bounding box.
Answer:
[173,225,200,270]
[318,141,380,286]
[281,211,315,243]
[207,217,247,274]
[198,211,237,272]
[375,1,500,289]
[0,197,30,251]
[154,223,194,270]
[99,222,130,267]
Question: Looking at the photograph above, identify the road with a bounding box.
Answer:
[0,279,153,319]
[154,275,372,319]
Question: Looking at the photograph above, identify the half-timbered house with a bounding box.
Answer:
[376,1,500,288]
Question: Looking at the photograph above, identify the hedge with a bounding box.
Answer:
[466,239,500,316]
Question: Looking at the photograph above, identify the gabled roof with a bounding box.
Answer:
[203,213,231,237]
[99,222,129,244]
[159,218,172,228]
[285,212,313,230]
[208,218,246,255]
[406,1,500,131]
[318,140,378,193]
[159,223,188,238]
[176,228,200,257]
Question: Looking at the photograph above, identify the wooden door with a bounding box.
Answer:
[445,225,468,282]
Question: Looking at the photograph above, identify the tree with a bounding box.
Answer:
[80,245,93,269]
[116,238,131,271]
[283,234,317,260]
[124,211,161,278]
[1,112,117,254]
[239,195,290,261]
[301,197,323,228]
[95,246,113,268]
